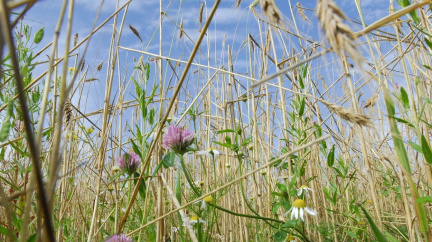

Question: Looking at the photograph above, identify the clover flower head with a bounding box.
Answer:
[297,185,314,197]
[105,234,132,242]
[284,199,317,221]
[117,151,141,175]
[162,125,194,155]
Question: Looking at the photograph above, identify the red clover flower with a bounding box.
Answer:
[162,125,194,155]
[116,150,141,175]
[105,234,132,242]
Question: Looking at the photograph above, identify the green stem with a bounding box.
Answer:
[178,154,201,196]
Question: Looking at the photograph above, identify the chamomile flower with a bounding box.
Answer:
[201,195,214,209]
[112,165,120,173]
[197,148,224,157]
[284,199,318,221]
[286,235,296,242]
[297,185,313,197]
[183,216,207,227]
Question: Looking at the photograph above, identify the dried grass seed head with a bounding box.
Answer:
[321,100,372,127]
[260,0,282,24]
[316,0,362,66]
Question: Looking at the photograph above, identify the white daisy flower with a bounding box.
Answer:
[171,227,178,233]
[112,165,120,173]
[297,185,314,197]
[286,235,296,242]
[284,199,318,221]
[277,175,293,184]
[183,216,207,227]
[197,148,224,157]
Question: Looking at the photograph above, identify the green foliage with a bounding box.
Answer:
[357,204,388,242]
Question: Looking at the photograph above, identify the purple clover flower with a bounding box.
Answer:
[105,234,132,242]
[162,125,194,155]
[116,151,141,175]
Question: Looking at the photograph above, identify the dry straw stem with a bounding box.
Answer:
[354,0,432,37]
[0,1,55,240]
[160,175,198,242]
[315,0,362,66]
[127,135,331,236]
[117,0,221,233]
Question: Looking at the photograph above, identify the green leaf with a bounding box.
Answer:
[273,230,287,242]
[384,232,399,242]
[282,219,297,228]
[327,144,335,167]
[280,200,291,210]
[425,38,432,51]
[397,0,420,24]
[149,109,155,125]
[144,62,150,82]
[400,87,410,109]
[384,88,411,174]
[162,152,175,168]
[357,204,388,242]
[134,172,147,201]
[298,97,305,116]
[26,233,37,242]
[0,118,11,142]
[225,135,232,145]
[216,129,235,134]
[416,196,432,203]
[213,141,231,149]
[0,224,8,236]
[276,183,288,193]
[33,27,44,44]
[408,141,423,153]
[421,134,432,165]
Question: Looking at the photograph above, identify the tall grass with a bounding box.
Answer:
[1,0,432,241]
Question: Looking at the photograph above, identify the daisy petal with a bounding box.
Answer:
[305,207,318,216]
[297,189,302,197]
[299,208,304,221]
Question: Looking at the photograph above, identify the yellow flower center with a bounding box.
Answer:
[203,195,214,203]
[300,185,308,189]
[190,216,198,221]
[293,199,306,208]
[286,235,295,241]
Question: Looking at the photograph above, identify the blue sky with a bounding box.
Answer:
[12,0,402,154]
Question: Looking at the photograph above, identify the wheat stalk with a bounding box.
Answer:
[316,0,362,66]
[321,99,372,127]
[296,2,310,22]
[260,0,282,24]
